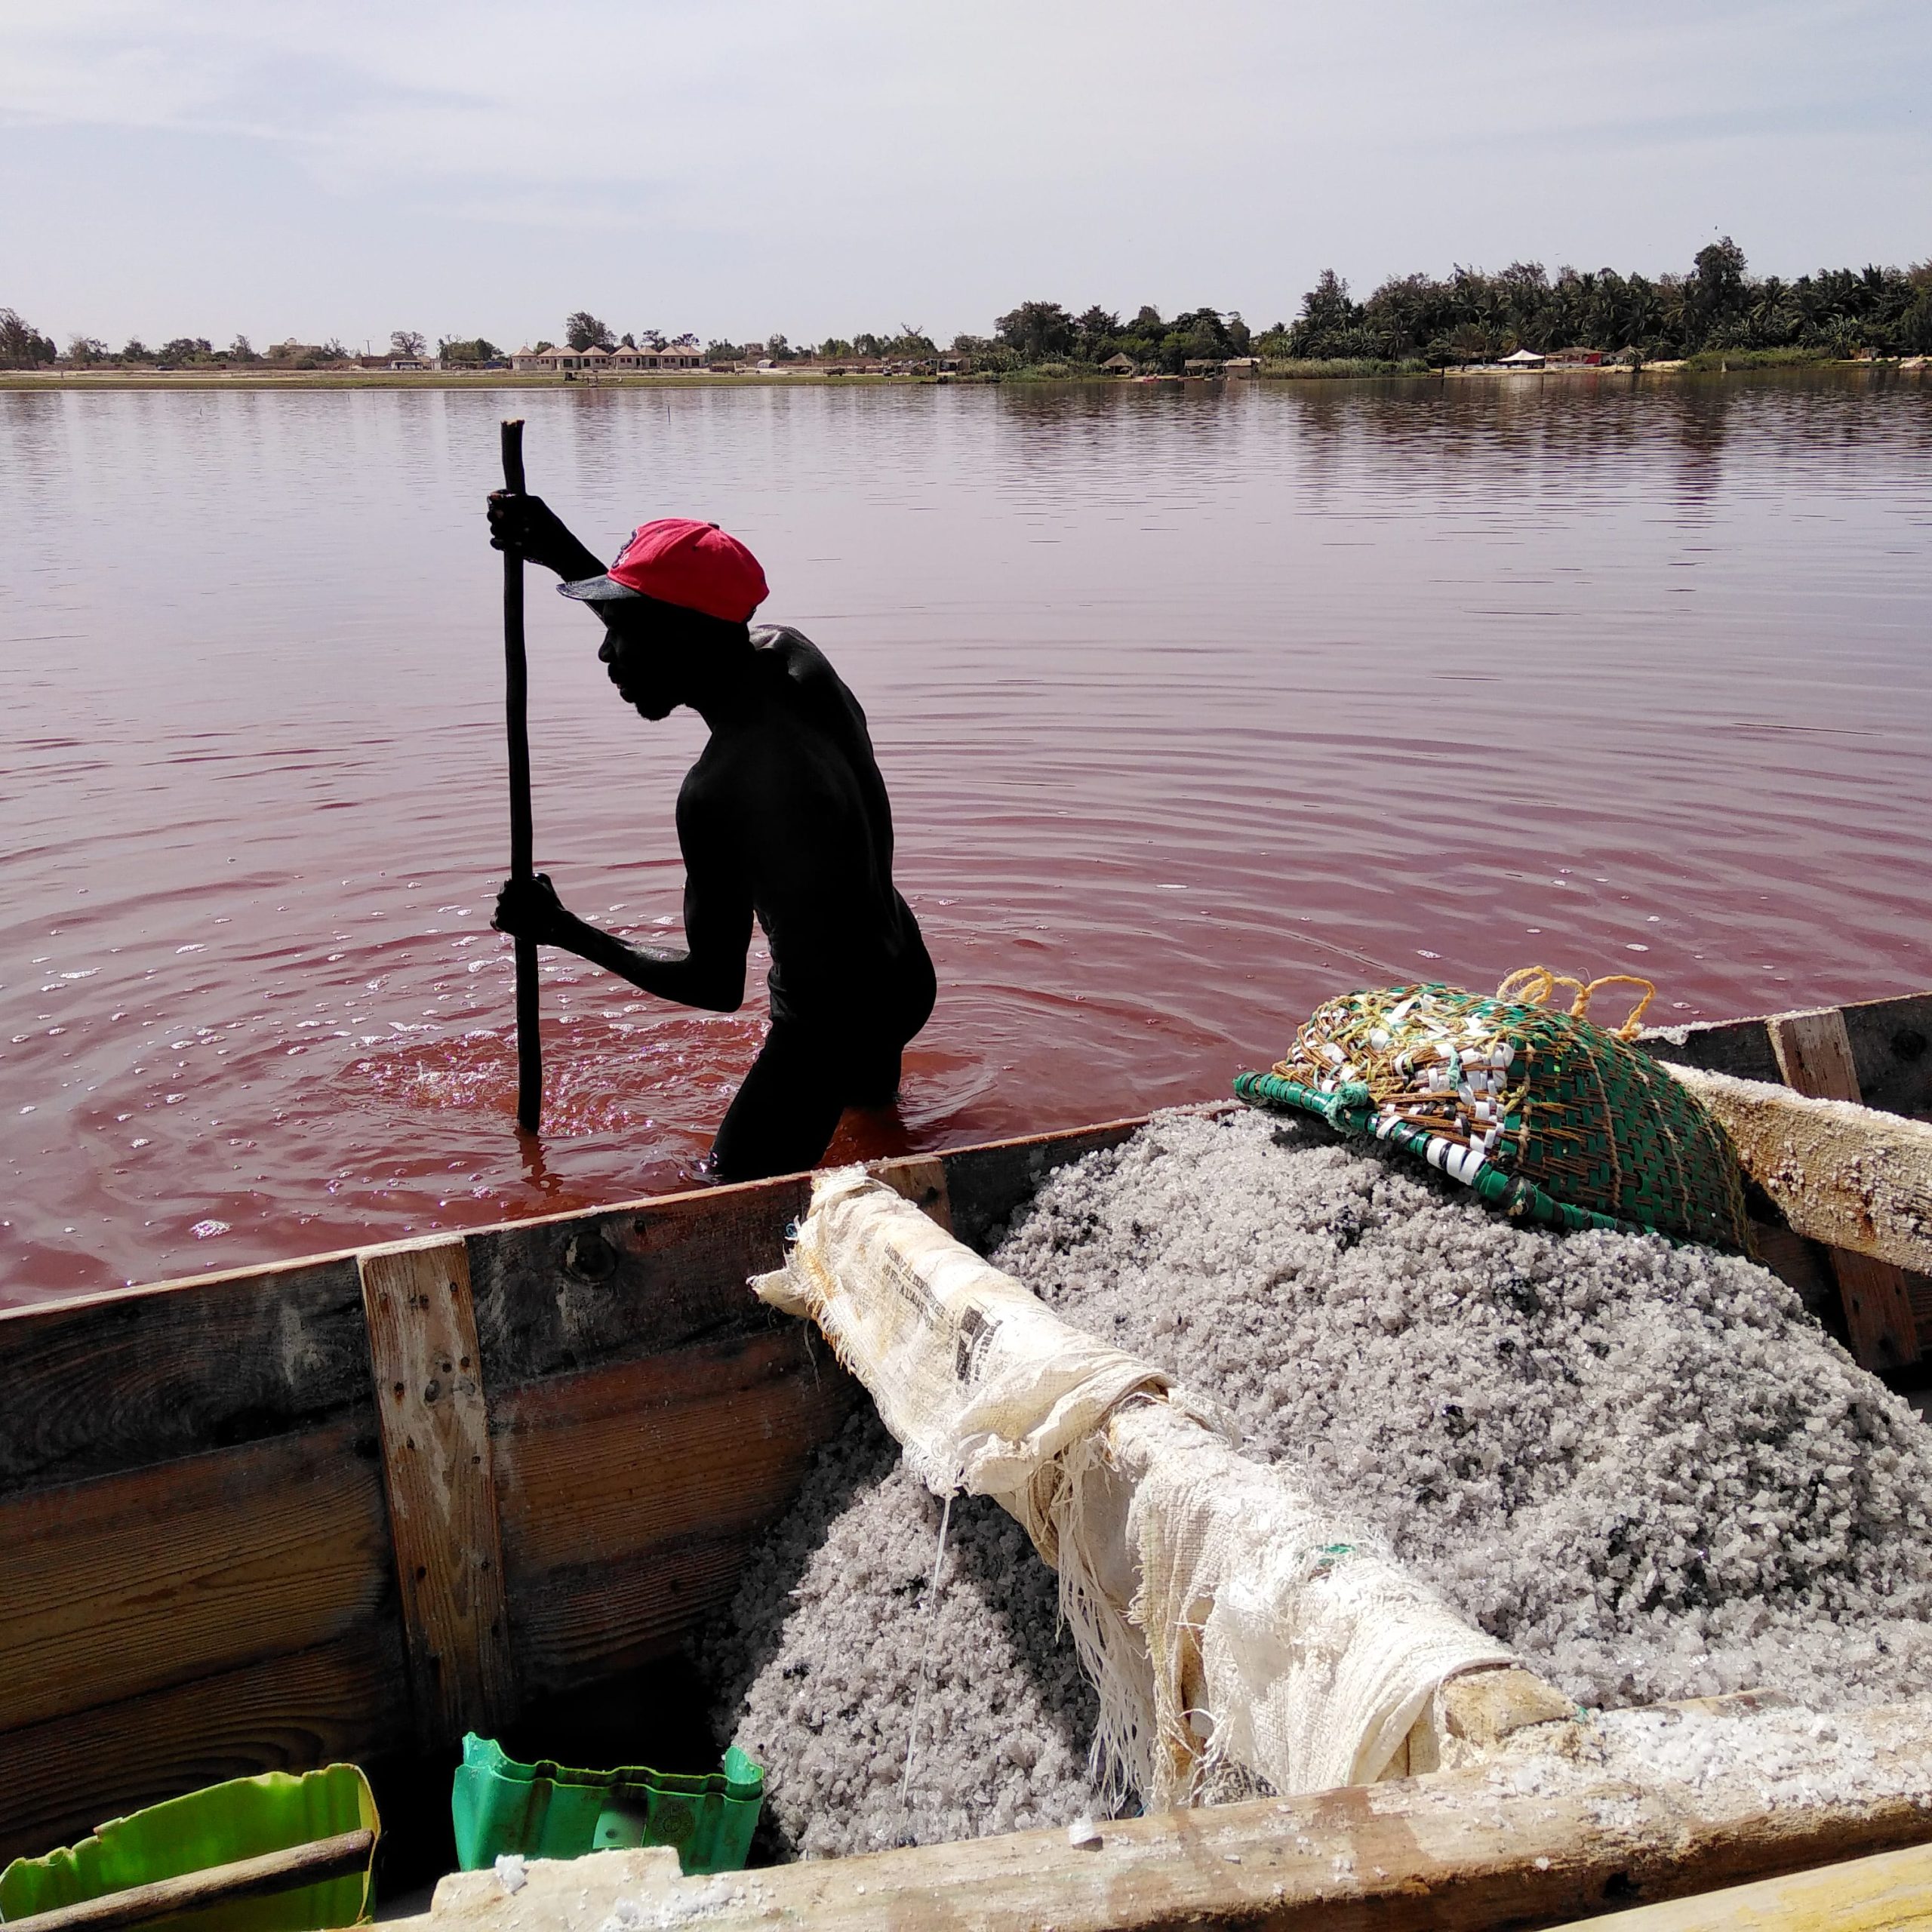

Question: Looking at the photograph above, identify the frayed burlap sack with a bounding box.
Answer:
[754,1166,1168,1498]
[1105,1402,1515,1800]
[755,1170,1516,1805]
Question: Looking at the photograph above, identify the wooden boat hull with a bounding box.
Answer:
[2,989,1929,1906]
[0,1115,1151,1869]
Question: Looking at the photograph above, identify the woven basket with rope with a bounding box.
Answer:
[1233,969,1750,1251]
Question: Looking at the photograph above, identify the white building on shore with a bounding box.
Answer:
[509,344,703,374]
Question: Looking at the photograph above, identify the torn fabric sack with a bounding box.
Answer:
[754,1169,1518,1805]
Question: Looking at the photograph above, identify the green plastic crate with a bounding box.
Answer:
[0,1764,378,1932]
[451,1735,762,1878]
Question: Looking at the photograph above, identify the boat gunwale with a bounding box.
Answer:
[0,1109,1189,1328]
[7,979,1929,1325]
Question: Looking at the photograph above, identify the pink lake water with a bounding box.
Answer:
[2,371,1927,1304]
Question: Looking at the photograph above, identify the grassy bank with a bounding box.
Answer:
[1680,345,1836,372]
[1259,355,1432,380]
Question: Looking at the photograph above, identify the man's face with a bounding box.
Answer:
[596,609,678,720]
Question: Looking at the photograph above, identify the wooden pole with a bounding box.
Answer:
[500,418,541,1134]
[1,1829,376,1932]
[1660,1060,1932,1276]
[1767,1008,1921,1370]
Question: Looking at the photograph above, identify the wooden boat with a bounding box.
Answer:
[4,990,1930,1930]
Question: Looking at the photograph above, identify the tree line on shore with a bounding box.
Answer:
[6,240,1929,376]
[1275,240,1932,367]
[977,241,1932,371]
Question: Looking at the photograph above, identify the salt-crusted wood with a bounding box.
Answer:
[402,1694,1932,1932]
[358,1236,514,1746]
[1661,1063,1932,1278]
[1638,989,1932,1116]
[1402,1663,1575,1773]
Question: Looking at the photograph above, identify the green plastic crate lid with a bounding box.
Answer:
[451,1735,762,1879]
[0,1764,377,1932]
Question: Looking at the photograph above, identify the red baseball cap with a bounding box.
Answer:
[560,518,768,623]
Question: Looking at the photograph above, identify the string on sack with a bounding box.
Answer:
[899,1491,955,1812]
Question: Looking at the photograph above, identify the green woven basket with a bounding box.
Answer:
[1234,972,1750,1251]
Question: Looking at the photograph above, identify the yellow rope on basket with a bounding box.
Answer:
[1496,966,1583,1011]
[1496,967,1656,1038]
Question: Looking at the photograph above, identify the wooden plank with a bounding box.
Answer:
[358,1238,514,1746]
[3,1830,376,1932]
[1662,1064,1932,1279]
[0,1256,370,1497]
[1545,1838,1932,1929]
[406,1694,1932,1932]
[509,1535,772,1692]
[1909,1270,1932,1336]
[1770,1008,1866,1103]
[0,1631,402,1869]
[0,1422,392,1736]
[1770,1009,1921,1370]
[466,1177,811,1389]
[492,1329,858,1690]
[875,1152,954,1232]
[1749,1223,1841,1321]
[1840,990,1932,1120]
[1831,1249,1924,1375]
[1641,1014,1782,1085]
[1641,990,1932,1120]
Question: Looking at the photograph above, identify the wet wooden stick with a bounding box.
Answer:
[2,1829,375,1932]
[500,418,541,1134]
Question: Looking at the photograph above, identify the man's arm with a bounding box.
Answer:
[494,794,752,1012]
[486,491,611,583]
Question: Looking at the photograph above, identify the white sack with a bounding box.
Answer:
[754,1168,1168,1497]
[755,1168,1516,1805]
[1107,1401,1515,1800]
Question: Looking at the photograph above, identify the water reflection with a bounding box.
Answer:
[0,370,1927,1300]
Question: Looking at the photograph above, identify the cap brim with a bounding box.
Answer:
[558,574,647,602]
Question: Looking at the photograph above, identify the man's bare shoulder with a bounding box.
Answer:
[749,626,873,737]
[751,623,835,688]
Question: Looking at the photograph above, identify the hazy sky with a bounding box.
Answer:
[3,0,1927,350]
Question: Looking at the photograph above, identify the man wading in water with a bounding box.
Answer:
[486,496,935,1181]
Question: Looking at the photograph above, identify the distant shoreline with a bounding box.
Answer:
[0,368,912,390]
[1,356,1920,393]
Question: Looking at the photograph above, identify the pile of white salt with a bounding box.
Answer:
[706,1108,1932,1858]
